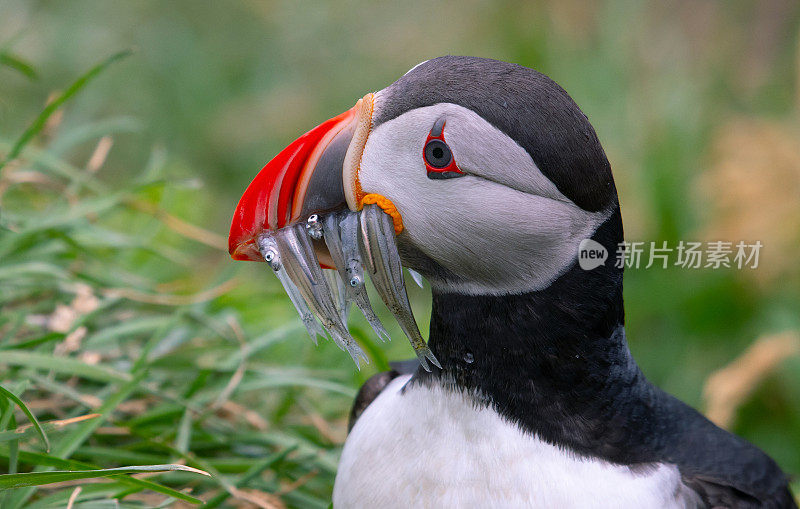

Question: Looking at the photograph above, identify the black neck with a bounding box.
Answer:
[415,206,662,463]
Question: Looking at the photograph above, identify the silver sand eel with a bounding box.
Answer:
[311,213,350,325]
[326,212,391,342]
[257,235,325,344]
[359,204,441,371]
[324,268,349,325]
[258,225,368,368]
[257,206,439,372]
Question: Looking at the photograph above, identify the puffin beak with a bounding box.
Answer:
[228,93,439,371]
[228,103,359,262]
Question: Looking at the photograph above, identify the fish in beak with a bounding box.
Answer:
[228,94,439,371]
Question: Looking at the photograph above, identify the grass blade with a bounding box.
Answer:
[0,49,132,170]
[0,414,99,445]
[0,448,207,505]
[0,351,132,384]
[0,52,37,80]
[0,385,50,451]
[0,464,209,491]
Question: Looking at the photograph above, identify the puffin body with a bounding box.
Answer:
[336,374,698,508]
[228,56,796,508]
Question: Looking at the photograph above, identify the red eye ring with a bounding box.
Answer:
[424,118,465,180]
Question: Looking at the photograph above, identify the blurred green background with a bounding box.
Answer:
[1,0,799,507]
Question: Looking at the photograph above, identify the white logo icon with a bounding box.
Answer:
[578,239,608,270]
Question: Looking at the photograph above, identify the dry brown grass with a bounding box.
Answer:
[697,118,800,286]
[704,331,800,428]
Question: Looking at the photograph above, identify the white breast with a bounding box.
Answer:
[333,375,699,509]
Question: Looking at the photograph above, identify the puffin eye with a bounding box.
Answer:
[424,139,452,168]
[423,117,465,180]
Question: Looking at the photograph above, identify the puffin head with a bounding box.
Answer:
[229,56,621,364]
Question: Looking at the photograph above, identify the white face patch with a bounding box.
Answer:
[357,101,612,295]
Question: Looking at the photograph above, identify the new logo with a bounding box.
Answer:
[578,239,608,270]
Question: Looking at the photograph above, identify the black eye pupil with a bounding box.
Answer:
[424,139,451,168]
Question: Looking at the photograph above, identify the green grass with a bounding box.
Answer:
[0,50,376,508]
[1,1,799,506]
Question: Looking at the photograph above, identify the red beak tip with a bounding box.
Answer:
[229,238,263,262]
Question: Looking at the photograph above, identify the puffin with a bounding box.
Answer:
[228,56,796,508]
